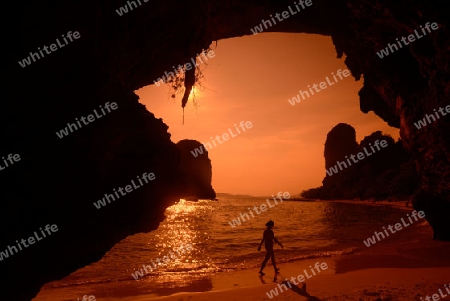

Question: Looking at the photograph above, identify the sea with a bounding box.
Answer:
[33,197,410,301]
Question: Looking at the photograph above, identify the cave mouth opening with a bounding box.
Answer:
[33,33,401,301]
[136,32,399,197]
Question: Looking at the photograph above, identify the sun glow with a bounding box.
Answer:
[188,86,199,100]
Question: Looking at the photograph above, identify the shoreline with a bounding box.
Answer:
[145,200,449,301]
[313,198,413,211]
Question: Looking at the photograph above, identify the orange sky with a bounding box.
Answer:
[136,33,399,196]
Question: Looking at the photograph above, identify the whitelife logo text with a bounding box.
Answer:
[56,102,118,139]
[326,139,389,176]
[228,192,290,228]
[265,261,328,299]
[376,22,439,58]
[363,210,425,247]
[93,172,155,209]
[0,224,59,262]
[287,69,351,106]
[250,0,313,35]
[190,121,253,157]
[18,31,81,68]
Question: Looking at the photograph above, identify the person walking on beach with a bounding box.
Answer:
[258,220,283,276]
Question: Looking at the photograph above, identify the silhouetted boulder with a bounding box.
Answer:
[324,123,359,169]
[177,139,216,199]
[323,123,358,188]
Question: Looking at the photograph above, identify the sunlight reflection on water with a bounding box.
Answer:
[33,198,410,300]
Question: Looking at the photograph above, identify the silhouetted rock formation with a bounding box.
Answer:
[177,140,216,199]
[303,126,419,201]
[3,0,450,299]
[324,123,358,170]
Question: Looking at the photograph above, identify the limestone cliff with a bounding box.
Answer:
[323,123,359,170]
[304,124,418,200]
[177,140,216,199]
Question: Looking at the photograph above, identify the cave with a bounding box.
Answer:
[3,0,450,300]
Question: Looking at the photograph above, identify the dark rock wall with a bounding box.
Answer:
[330,0,450,239]
[3,0,449,299]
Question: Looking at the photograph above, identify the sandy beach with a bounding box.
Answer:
[135,201,450,301]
